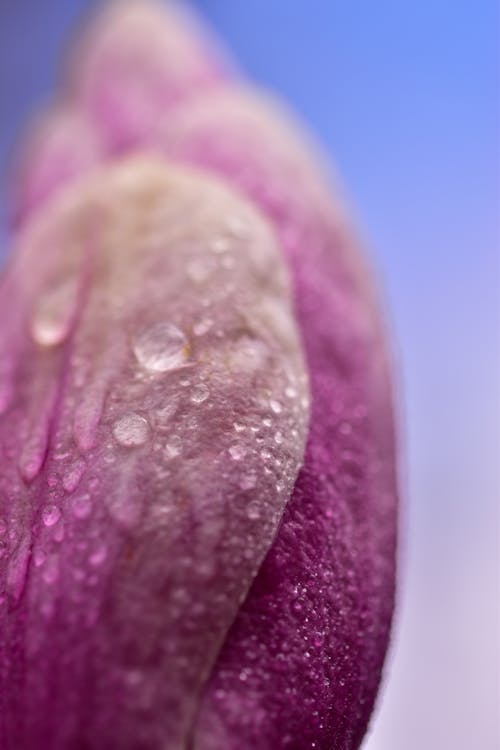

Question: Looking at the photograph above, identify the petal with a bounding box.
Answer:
[0,158,309,749]
[150,89,399,749]
[10,105,103,228]
[67,0,229,151]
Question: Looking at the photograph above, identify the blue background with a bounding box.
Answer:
[0,2,498,747]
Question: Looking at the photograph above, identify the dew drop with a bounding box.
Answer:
[191,384,210,404]
[42,505,61,527]
[31,278,78,347]
[72,495,92,519]
[246,501,261,520]
[210,237,230,254]
[224,215,249,238]
[229,444,246,461]
[269,399,282,414]
[165,435,182,458]
[186,258,214,284]
[133,322,188,373]
[240,473,257,491]
[33,548,47,567]
[113,413,150,447]
[233,422,246,433]
[62,459,85,493]
[193,318,213,336]
[274,431,284,445]
[89,544,107,567]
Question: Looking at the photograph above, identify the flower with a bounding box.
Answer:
[1,2,398,748]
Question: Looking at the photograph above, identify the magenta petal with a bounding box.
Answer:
[0,158,310,749]
[148,89,399,749]
[10,105,103,228]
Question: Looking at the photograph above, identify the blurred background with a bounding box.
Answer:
[0,1,498,748]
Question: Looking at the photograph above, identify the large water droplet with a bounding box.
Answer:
[42,505,61,527]
[133,322,188,373]
[113,413,150,447]
[31,278,78,347]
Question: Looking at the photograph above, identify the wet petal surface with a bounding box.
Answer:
[0,158,309,749]
[5,3,399,748]
[152,89,398,749]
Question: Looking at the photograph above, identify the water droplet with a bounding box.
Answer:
[72,495,92,519]
[31,278,78,347]
[113,413,150,447]
[62,459,85,493]
[274,431,284,445]
[233,422,246,433]
[42,505,61,527]
[246,501,261,519]
[34,548,47,567]
[133,322,189,373]
[270,399,282,414]
[224,215,249,238]
[165,435,182,458]
[229,444,246,461]
[262,417,272,428]
[193,318,213,336]
[240,473,257,491]
[42,556,59,584]
[260,448,272,461]
[285,386,297,399]
[186,258,215,284]
[46,474,58,488]
[313,633,325,648]
[191,384,209,404]
[89,544,107,567]
[210,237,230,254]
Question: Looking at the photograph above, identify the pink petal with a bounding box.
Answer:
[67,0,229,151]
[10,105,103,228]
[0,158,309,749]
